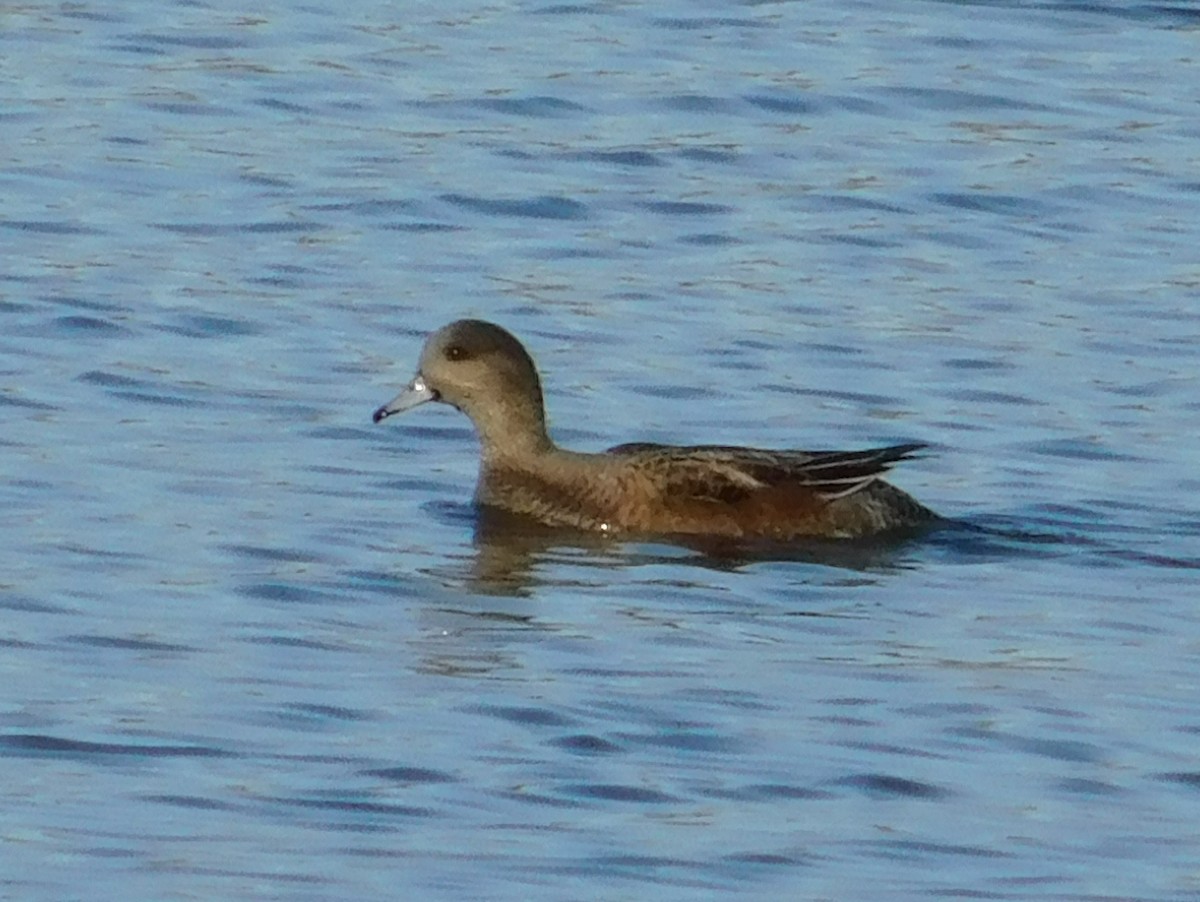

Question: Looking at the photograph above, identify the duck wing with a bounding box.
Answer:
[606,442,927,504]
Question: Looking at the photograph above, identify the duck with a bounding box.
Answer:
[372,319,937,539]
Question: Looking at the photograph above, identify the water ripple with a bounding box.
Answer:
[440,194,588,220]
[0,734,234,759]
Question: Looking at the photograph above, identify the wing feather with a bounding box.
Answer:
[606,441,926,504]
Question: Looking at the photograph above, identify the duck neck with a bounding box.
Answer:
[475,402,555,468]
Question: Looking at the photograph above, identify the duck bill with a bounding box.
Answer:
[372,375,436,423]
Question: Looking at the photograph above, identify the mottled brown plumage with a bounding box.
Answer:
[373,320,937,539]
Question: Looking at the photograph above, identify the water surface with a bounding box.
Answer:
[3,1,1200,899]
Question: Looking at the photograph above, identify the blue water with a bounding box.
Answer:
[4,0,1200,898]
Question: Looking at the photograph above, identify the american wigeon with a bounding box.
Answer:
[373,320,937,539]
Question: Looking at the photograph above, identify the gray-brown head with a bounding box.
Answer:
[373,320,551,458]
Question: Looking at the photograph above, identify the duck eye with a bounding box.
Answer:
[445,345,465,361]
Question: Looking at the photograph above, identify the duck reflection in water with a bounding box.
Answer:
[464,506,933,596]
